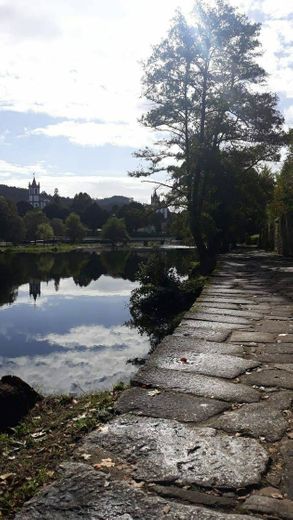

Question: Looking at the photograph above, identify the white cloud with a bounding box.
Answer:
[30,120,155,148]
[39,323,146,350]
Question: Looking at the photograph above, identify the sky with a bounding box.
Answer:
[0,0,291,203]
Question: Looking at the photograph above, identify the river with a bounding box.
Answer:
[0,248,196,394]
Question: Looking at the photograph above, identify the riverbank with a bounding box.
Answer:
[15,250,293,520]
[0,385,124,518]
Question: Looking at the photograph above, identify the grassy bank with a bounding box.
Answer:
[0,385,124,518]
[0,244,83,254]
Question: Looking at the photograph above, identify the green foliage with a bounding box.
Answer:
[117,201,147,233]
[129,251,205,345]
[65,212,86,243]
[101,216,129,245]
[23,210,48,241]
[270,130,293,218]
[131,0,284,261]
[36,223,54,241]
[51,218,66,237]
[81,202,108,231]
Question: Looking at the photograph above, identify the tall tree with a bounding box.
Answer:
[130,0,284,268]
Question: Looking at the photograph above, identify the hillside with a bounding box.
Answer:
[0,184,133,209]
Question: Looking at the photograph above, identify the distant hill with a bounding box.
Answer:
[0,184,29,203]
[96,195,133,209]
[0,184,133,209]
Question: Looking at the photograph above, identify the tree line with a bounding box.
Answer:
[0,190,168,244]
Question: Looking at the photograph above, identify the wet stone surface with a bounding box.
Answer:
[208,399,289,442]
[147,352,259,379]
[16,463,261,520]
[116,387,230,423]
[184,312,252,325]
[173,326,232,342]
[133,366,261,403]
[242,495,293,520]
[242,368,293,390]
[82,416,269,488]
[154,336,244,356]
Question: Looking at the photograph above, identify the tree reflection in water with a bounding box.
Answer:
[128,251,205,348]
[0,249,203,348]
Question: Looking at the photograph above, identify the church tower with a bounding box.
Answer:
[28,175,41,208]
[28,175,48,209]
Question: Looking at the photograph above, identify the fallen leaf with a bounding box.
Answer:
[31,431,46,439]
[163,505,171,514]
[94,458,115,470]
[147,389,161,397]
[0,473,15,481]
[80,453,92,460]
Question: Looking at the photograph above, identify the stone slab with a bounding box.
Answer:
[16,463,260,520]
[208,401,288,442]
[198,302,241,310]
[83,416,268,488]
[281,440,293,499]
[257,320,293,334]
[229,331,276,343]
[197,297,256,305]
[184,313,251,325]
[116,387,230,422]
[242,495,293,520]
[133,366,261,403]
[190,307,263,319]
[155,336,244,356]
[148,352,259,379]
[242,369,293,390]
[180,319,248,330]
[173,326,232,343]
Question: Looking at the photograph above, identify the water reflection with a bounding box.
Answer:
[0,249,197,394]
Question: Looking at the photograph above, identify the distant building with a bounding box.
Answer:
[151,190,168,220]
[28,175,49,209]
[29,280,41,302]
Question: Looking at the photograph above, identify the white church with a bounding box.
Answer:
[28,176,49,209]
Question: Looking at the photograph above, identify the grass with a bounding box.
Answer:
[0,244,81,254]
[0,385,125,518]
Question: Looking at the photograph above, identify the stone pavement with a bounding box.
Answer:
[16,251,293,519]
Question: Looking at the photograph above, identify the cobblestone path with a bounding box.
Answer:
[17,251,293,519]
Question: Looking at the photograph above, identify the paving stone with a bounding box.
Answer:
[256,344,293,355]
[151,484,238,509]
[16,463,261,520]
[180,319,248,330]
[116,387,230,422]
[242,369,293,390]
[276,335,293,343]
[184,313,251,325]
[197,302,241,310]
[266,390,293,408]
[274,364,293,373]
[190,307,263,319]
[251,353,293,364]
[242,495,293,519]
[173,326,232,343]
[133,366,261,403]
[155,336,244,356]
[229,331,276,343]
[82,416,268,488]
[148,352,259,379]
[198,297,256,305]
[281,440,293,499]
[208,400,288,441]
[257,320,293,334]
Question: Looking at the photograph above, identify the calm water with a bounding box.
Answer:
[0,249,195,394]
